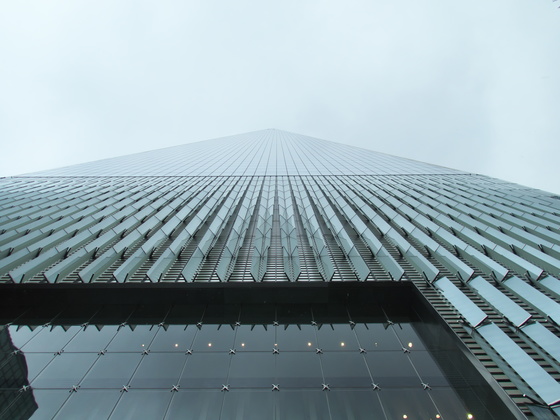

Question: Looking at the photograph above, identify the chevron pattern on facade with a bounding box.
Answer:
[1,129,560,418]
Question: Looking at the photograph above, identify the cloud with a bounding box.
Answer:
[0,0,558,193]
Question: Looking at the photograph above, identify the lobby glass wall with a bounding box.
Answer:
[0,284,513,420]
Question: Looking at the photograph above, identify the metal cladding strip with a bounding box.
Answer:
[503,277,560,325]
[9,224,107,283]
[325,177,404,280]
[477,323,560,407]
[469,276,532,327]
[539,276,560,298]
[76,192,180,283]
[520,322,560,364]
[351,178,439,281]
[398,192,542,278]
[408,225,474,282]
[146,179,228,282]
[182,178,249,282]
[0,181,88,221]
[251,178,274,282]
[332,179,404,280]
[386,192,475,280]
[0,230,21,251]
[0,209,58,232]
[9,247,69,284]
[531,226,560,254]
[306,178,369,281]
[291,178,334,281]
[215,178,260,281]
[278,179,300,281]
[429,192,557,278]
[112,231,168,283]
[422,221,509,281]
[458,204,560,260]
[397,183,525,281]
[376,190,476,282]
[512,245,560,277]
[0,230,46,258]
[111,190,204,283]
[43,208,139,281]
[0,229,71,279]
[2,195,101,232]
[434,277,488,328]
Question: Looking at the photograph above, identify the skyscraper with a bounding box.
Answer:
[0,129,559,419]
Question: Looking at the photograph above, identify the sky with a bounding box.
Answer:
[0,1,559,193]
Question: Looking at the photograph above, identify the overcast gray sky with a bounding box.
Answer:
[1,1,559,193]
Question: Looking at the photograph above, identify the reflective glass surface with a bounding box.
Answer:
[0,302,513,419]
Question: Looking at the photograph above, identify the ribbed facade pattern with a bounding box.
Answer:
[1,130,560,417]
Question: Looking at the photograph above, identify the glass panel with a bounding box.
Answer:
[364,351,418,388]
[470,276,531,327]
[392,323,426,351]
[353,323,401,351]
[522,322,560,363]
[429,388,478,420]
[276,325,316,352]
[315,324,357,351]
[275,352,322,388]
[149,325,196,352]
[54,389,121,419]
[80,353,142,389]
[276,390,329,420]
[106,325,158,352]
[228,353,274,388]
[19,353,56,384]
[380,388,437,419]
[435,278,487,328]
[504,276,560,325]
[165,390,222,420]
[4,325,43,351]
[180,353,229,389]
[63,325,119,352]
[20,326,81,353]
[221,390,273,420]
[478,323,560,406]
[28,389,71,419]
[130,353,186,388]
[192,325,235,352]
[233,325,274,352]
[408,351,450,387]
[321,352,371,388]
[31,353,98,389]
[108,390,172,420]
[327,389,386,419]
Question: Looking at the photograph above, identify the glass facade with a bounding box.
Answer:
[1,129,560,418]
[0,293,511,420]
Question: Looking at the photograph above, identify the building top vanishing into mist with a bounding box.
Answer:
[1,129,560,419]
